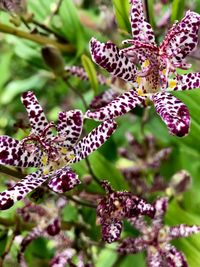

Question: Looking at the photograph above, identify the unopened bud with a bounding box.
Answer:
[41,45,65,76]
[167,170,191,196]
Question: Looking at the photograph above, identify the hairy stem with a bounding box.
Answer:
[0,22,75,52]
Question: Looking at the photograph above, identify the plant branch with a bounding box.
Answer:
[0,22,75,52]
[66,195,97,208]
[0,165,25,179]
[85,158,101,186]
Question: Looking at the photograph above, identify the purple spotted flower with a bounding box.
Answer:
[118,197,200,267]
[85,0,200,137]
[96,181,155,243]
[0,91,117,210]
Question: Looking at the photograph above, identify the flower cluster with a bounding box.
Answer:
[118,197,200,267]
[0,91,117,210]
[118,132,191,197]
[84,0,200,137]
[96,181,155,243]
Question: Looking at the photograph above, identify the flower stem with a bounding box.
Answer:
[0,165,25,179]
[67,195,97,208]
[0,22,75,52]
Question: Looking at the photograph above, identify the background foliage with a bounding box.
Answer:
[0,0,200,266]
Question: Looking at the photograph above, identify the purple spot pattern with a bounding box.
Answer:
[97,181,155,243]
[48,167,81,193]
[0,135,42,168]
[72,119,117,162]
[0,92,117,210]
[118,197,200,267]
[130,0,155,44]
[65,66,107,85]
[86,1,200,136]
[85,89,146,121]
[57,110,83,148]
[90,38,137,83]
[151,92,190,137]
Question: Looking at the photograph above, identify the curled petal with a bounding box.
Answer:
[169,224,200,240]
[0,135,42,168]
[160,11,200,62]
[85,90,146,121]
[89,89,119,109]
[72,119,117,163]
[162,244,188,267]
[90,38,137,83]
[101,219,122,243]
[118,236,147,254]
[151,92,190,137]
[0,170,47,210]
[153,197,168,227]
[46,218,61,236]
[50,249,75,267]
[130,0,155,44]
[172,72,200,91]
[48,167,81,193]
[65,66,107,85]
[147,148,172,169]
[57,110,83,147]
[21,91,50,136]
[147,248,163,267]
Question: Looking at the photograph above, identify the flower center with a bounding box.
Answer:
[22,123,75,175]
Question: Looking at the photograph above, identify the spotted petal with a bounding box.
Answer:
[153,197,168,227]
[160,11,200,63]
[0,170,47,210]
[0,135,42,168]
[89,89,119,109]
[65,66,107,85]
[48,167,81,193]
[130,0,155,44]
[118,236,147,254]
[50,249,75,267]
[21,91,50,136]
[101,219,122,243]
[90,38,137,83]
[162,244,188,267]
[172,72,200,91]
[151,92,190,137]
[86,90,146,121]
[169,224,200,240]
[57,110,83,147]
[147,249,163,267]
[72,119,117,163]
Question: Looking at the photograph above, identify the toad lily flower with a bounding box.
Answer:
[85,0,200,137]
[0,91,117,210]
[96,181,155,243]
[118,197,200,267]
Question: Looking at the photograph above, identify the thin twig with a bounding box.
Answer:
[85,158,101,186]
[0,22,75,52]
[0,165,25,179]
[67,195,97,208]
[63,78,88,110]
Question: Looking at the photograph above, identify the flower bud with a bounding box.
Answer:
[41,45,65,76]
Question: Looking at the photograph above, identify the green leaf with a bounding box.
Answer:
[59,0,86,56]
[171,0,185,22]
[0,74,48,104]
[81,54,99,95]
[112,0,131,33]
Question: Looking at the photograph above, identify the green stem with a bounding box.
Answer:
[0,165,25,179]
[0,22,75,52]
